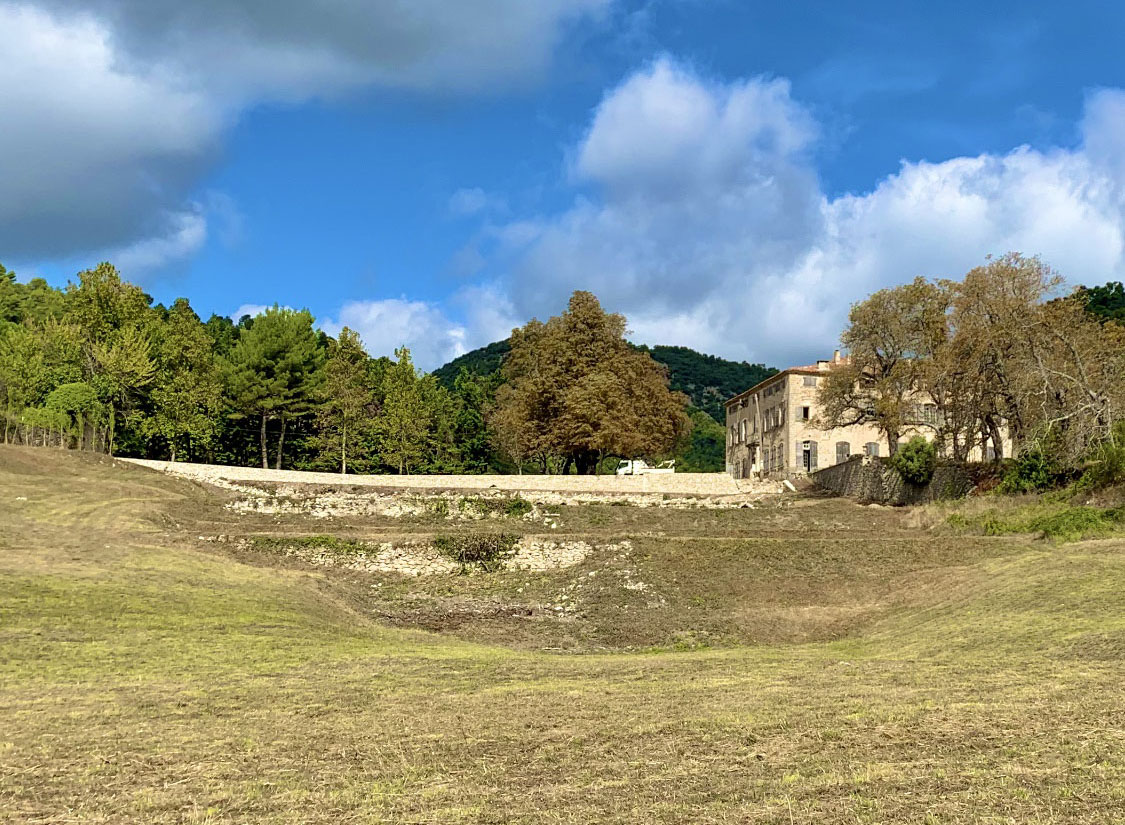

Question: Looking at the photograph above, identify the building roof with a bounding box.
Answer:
[724,351,850,408]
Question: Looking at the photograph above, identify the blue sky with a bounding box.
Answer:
[4,1,1125,368]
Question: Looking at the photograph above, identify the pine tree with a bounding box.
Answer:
[223,305,324,469]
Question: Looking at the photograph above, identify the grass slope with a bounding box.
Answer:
[2,447,1124,823]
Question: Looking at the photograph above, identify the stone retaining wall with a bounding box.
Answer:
[124,458,764,497]
[810,455,976,505]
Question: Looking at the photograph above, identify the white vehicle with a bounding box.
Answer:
[615,459,675,475]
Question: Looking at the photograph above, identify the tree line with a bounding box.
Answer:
[820,254,1125,472]
[0,264,691,473]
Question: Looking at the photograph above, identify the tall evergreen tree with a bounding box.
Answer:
[224,305,324,469]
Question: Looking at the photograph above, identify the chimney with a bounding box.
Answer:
[832,349,842,364]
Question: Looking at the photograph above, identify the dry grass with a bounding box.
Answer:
[1,447,1124,823]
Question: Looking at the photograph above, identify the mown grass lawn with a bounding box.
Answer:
[1,447,1123,823]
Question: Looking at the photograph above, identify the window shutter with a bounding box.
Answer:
[796,442,802,466]
[810,441,818,470]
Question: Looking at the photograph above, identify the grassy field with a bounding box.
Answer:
[1,447,1123,823]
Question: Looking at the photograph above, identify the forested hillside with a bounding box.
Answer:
[434,340,776,423]
[1078,281,1125,323]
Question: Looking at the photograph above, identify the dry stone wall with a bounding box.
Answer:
[123,458,768,497]
[268,537,625,577]
[810,455,976,505]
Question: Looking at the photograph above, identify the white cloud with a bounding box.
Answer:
[489,59,1125,368]
[230,304,273,322]
[449,187,506,217]
[320,298,470,371]
[3,0,610,264]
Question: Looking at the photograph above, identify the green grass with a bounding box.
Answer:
[949,501,1125,542]
[1,446,1124,823]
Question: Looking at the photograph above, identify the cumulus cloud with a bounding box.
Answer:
[320,298,470,371]
[2,0,609,265]
[493,59,1125,367]
[0,4,220,262]
[230,304,273,322]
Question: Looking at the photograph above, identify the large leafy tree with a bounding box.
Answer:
[450,369,499,473]
[65,263,157,454]
[45,382,103,451]
[819,277,950,455]
[316,327,377,473]
[0,324,46,443]
[147,299,224,462]
[224,305,324,469]
[493,291,691,474]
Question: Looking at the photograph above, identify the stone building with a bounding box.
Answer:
[723,351,1008,480]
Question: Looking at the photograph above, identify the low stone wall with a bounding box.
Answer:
[123,458,763,497]
[810,455,977,505]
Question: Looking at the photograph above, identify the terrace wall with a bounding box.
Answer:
[810,455,977,505]
[123,459,769,497]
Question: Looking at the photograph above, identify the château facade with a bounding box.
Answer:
[724,351,1007,480]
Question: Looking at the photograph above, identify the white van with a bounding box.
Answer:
[615,459,675,475]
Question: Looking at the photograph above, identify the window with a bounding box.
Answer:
[738,420,747,443]
[803,376,817,387]
[801,406,810,421]
[836,441,850,464]
[865,442,880,457]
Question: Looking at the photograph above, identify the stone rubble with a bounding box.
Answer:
[269,536,617,577]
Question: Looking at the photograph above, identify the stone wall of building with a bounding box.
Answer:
[809,455,977,506]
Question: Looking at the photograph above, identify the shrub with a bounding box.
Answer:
[1078,421,1125,490]
[503,496,533,518]
[890,436,937,485]
[457,495,532,519]
[998,449,1065,494]
[433,533,519,572]
[948,504,1125,542]
[251,535,370,555]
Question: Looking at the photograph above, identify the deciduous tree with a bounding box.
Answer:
[375,347,429,474]
[147,299,224,462]
[316,327,377,473]
[819,277,949,455]
[493,291,690,473]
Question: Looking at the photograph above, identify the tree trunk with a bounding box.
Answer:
[107,400,116,456]
[987,418,1004,461]
[341,424,347,475]
[275,418,286,470]
[260,414,269,469]
[885,429,901,456]
[170,444,177,463]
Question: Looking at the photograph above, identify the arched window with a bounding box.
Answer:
[865,442,880,457]
[836,441,850,464]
